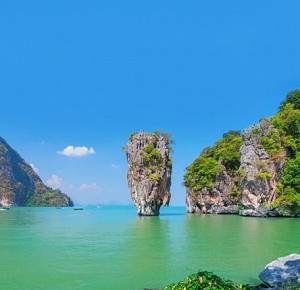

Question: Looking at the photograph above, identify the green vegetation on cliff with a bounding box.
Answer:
[128,129,173,182]
[184,89,300,215]
[259,90,300,214]
[26,186,73,207]
[183,130,242,191]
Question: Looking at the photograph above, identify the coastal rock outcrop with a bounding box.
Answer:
[185,90,300,217]
[184,119,287,216]
[259,254,300,288]
[126,130,172,216]
[0,136,73,207]
[185,130,242,214]
[186,164,239,214]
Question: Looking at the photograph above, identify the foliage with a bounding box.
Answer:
[129,132,137,141]
[273,99,300,141]
[153,128,175,145]
[26,189,72,207]
[255,160,267,171]
[251,127,262,137]
[148,173,160,181]
[236,168,247,181]
[258,92,300,159]
[237,204,244,210]
[142,145,163,167]
[222,130,241,139]
[162,270,253,290]
[183,157,218,191]
[255,171,272,179]
[258,129,282,155]
[183,131,242,191]
[272,186,300,215]
[279,89,300,111]
[212,133,242,175]
[230,182,242,196]
[280,153,300,192]
[268,90,300,213]
[273,153,300,214]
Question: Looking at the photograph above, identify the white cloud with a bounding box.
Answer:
[47,174,62,189]
[63,183,75,190]
[79,182,101,193]
[58,146,96,157]
[30,163,39,173]
[110,163,120,169]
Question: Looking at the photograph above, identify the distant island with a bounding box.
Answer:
[183,90,300,217]
[0,137,73,207]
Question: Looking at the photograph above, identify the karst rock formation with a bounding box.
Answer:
[126,130,172,216]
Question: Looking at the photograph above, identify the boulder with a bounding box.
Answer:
[259,254,300,288]
[208,205,239,214]
[239,207,281,217]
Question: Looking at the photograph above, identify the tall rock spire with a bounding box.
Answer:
[126,130,173,216]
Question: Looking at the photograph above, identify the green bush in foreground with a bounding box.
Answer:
[162,271,252,290]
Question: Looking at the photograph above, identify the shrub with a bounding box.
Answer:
[279,89,300,111]
[255,171,272,179]
[162,270,252,290]
[273,186,300,215]
[183,130,242,191]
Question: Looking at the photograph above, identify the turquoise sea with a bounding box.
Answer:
[0,206,299,290]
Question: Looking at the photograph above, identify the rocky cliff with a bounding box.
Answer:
[126,130,172,216]
[185,130,242,214]
[0,136,73,207]
[185,120,286,216]
[239,119,286,214]
[185,90,300,217]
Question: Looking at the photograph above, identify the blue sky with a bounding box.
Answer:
[1,0,300,205]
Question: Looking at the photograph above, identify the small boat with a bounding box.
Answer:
[0,206,10,211]
[73,207,84,210]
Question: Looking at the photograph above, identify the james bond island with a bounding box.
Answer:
[126,130,173,216]
[184,89,300,217]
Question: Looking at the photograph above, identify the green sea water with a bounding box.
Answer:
[0,206,299,290]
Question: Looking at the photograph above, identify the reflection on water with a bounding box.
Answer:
[160,213,186,216]
[122,216,171,289]
[0,206,299,290]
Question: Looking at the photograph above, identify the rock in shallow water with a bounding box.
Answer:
[126,130,172,216]
[259,254,300,288]
[208,205,239,214]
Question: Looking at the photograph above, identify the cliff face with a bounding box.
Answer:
[186,163,239,214]
[126,131,172,216]
[239,119,286,210]
[0,136,73,207]
[185,119,287,216]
